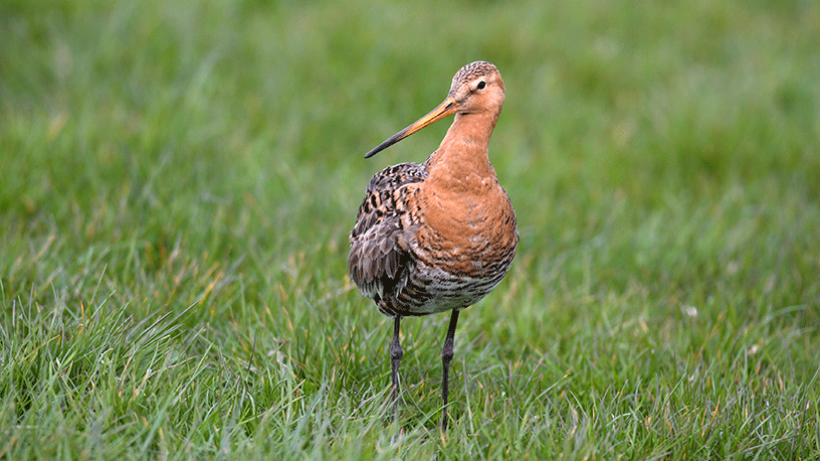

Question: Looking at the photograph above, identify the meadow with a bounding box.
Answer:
[1,0,819,459]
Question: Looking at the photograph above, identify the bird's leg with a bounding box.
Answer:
[441,309,460,432]
[390,316,403,422]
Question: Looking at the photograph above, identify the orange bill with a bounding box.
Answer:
[364,96,458,158]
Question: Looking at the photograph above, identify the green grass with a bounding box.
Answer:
[2,0,819,459]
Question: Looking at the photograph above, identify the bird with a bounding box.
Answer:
[348,61,518,431]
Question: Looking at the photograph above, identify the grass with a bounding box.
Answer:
[1,0,819,459]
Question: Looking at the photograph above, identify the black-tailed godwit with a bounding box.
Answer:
[348,61,518,431]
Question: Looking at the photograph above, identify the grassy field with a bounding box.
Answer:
[2,0,819,459]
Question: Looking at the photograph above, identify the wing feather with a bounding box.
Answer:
[348,162,428,301]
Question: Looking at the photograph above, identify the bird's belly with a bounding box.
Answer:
[379,246,515,317]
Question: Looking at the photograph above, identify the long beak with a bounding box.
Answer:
[364,96,458,158]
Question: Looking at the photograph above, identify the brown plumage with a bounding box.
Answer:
[348,61,518,431]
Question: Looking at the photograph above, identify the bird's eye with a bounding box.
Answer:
[476,80,486,90]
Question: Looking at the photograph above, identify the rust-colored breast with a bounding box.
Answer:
[415,180,518,279]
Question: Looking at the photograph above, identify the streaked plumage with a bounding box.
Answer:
[348,61,518,431]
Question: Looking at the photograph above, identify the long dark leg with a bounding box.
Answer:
[390,316,403,422]
[441,309,460,432]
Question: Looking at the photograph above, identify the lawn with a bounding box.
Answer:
[1,0,819,459]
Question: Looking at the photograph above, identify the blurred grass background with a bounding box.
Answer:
[1,0,819,459]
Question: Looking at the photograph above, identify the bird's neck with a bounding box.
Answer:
[425,111,500,191]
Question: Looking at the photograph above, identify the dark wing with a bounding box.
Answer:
[348,162,428,302]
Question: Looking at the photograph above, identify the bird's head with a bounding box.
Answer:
[364,61,505,159]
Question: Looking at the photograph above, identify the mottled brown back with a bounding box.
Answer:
[348,161,427,304]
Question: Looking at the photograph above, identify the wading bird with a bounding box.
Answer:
[348,61,518,431]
